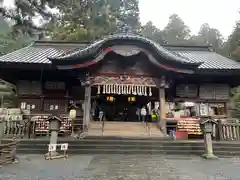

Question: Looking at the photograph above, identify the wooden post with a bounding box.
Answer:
[85,86,91,127]
[0,120,5,143]
[83,76,91,134]
[159,87,166,134]
[216,119,222,141]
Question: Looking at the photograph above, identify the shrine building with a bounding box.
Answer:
[0,33,240,137]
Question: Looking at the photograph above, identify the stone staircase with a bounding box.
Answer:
[15,137,240,157]
[87,121,164,137]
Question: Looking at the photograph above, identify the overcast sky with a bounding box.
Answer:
[139,0,240,39]
[3,0,240,39]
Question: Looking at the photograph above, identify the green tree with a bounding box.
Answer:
[0,32,32,55]
[231,87,240,119]
[49,0,141,41]
[141,21,165,44]
[0,16,32,55]
[1,0,141,40]
[112,0,141,32]
[162,14,191,44]
[224,20,240,60]
[1,0,52,37]
[48,0,116,41]
[191,23,224,52]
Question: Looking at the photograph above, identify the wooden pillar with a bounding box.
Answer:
[86,86,91,126]
[83,76,91,133]
[159,87,166,133]
[226,100,232,118]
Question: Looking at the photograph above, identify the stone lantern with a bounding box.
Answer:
[45,115,62,158]
[200,117,218,159]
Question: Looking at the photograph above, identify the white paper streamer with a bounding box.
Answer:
[132,85,136,95]
[117,84,121,95]
[103,85,106,94]
[97,85,101,94]
[121,84,124,94]
[113,84,116,94]
[110,84,113,94]
[149,87,152,96]
[144,86,147,96]
[124,85,127,94]
[105,84,109,94]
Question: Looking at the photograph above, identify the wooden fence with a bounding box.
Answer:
[215,118,240,141]
[3,114,74,139]
[0,140,18,165]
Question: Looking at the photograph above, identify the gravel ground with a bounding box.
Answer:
[0,154,239,180]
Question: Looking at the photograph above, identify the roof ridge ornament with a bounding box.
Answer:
[116,23,137,35]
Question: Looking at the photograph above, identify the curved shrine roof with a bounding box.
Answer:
[0,34,240,73]
[48,34,201,67]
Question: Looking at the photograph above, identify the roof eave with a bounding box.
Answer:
[47,34,198,67]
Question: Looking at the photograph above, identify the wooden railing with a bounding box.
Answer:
[4,120,27,138]
[215,119,240,141]
[0,140,18,165]
[3,114,76,139]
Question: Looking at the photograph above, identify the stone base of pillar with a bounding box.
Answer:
[201,153,218,160]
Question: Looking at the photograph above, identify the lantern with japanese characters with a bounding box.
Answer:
[200,117,217,134]
[46,115,62,132]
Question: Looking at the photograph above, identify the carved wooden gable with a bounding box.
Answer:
[94,53,154,76]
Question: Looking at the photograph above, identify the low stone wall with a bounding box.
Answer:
[0,140,18,165]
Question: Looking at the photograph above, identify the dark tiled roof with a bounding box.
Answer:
[0,41,87,64]
[0,39,240,70]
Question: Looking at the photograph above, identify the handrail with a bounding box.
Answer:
[102,116,105,135]
[99,115,105,135]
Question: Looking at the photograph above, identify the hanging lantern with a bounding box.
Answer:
[107,96,115,102]
[128,96,136,102]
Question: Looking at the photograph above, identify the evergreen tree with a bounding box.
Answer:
[162,14,191,44]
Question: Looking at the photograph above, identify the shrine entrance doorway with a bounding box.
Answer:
[94,94,150,122]
[91,75,159,123]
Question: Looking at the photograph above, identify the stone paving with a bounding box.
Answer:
[0,154,239,180]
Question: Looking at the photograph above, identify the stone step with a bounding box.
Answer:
[16,146,240,156]
[88,121,164,137]
[89,121,146,129]
[14,138,240,156]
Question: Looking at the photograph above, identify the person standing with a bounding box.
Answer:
[140,106,147,123]
[136,108,140,122]
[99,107,104,122]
